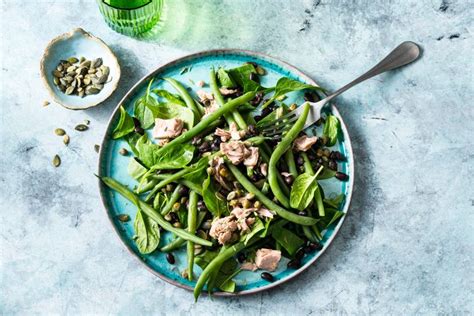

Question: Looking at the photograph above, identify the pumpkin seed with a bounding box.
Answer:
[63,134,70,145]
[53,77,59,85]
[83,77,91,85]
[95,69,103,77]
[79,56,85,63]
[70,79,77,88]
[94,144,100,153]
[80,60,91,68]
[76,78,82,87]
[100,66,110,76]
[256,66,267,75]
[78,90,85,98]
[75,124,88,131]
[65,86,75,95]
[56,64,64,72]
[85,86,100,95]
[59,85,66,92]
[53,70,63,78]
[119,148,129,156]
[97,74,107,84]
[64,76,74,83]
[66,65,77,73]
[55,128,66,136]
[67,57,79,64]
[92,57,102,68]
[88,68,96,74]
[52,155,61,167]
[93,83,103,90]
[43,100,50,107]
[117,214,130,222]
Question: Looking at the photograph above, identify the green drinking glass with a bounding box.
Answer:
[97,0,163,36]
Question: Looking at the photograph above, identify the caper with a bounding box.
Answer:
[119,148,129,156]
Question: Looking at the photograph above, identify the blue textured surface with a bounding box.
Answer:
[99,51,352,293]
[1,0,473,314]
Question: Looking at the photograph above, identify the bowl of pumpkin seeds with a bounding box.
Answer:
[40,28,121,110]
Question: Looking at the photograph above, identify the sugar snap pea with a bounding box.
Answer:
[269,102,310,207]
[100,176,212,247]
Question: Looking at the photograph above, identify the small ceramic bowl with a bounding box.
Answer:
[40,28,121,110]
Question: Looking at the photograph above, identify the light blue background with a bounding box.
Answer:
[1,0,473,314]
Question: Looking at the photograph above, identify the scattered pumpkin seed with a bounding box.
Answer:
[85,86,100,95]
[119,148,129,156]
[52,154,61,167]
[63,134,70,145]
[55,128,66,136]
[256,66,267,75]
[94,144,100,153]
[75,124,88,131]
[92,58,102,68]
[117,214,130,222]
[65,86,75,95]
[43,100,50,107]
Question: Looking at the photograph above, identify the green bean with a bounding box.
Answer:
[187,191,198,281]
[194,242,247,300]
[135,178,158,194]
[160,184,183,215]
[256,138,290,196]
[145,168,189,202]
[100,177,212,247]
[160,211,207,252]
[154,91,256,158]
[269,102,310,207]
[226,162,317,226]
[163,78,201,119]
[302,153,325,217]
[285,150,298,178]
[209,69,238,126]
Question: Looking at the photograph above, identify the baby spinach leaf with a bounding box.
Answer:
[183,156,209,185]
[324,193,345,209]
[152,89,186,106]
[112,106,135,139]
[155,102,194,129]
[323,115,340,146]
[273,77,324,100]
[137,141,195,169]
[243,217,265,245]
[228,64,261,92]
[134,208,160,254]
[217,67,236,88]
[134,97,158,129]
[271,226,304,256]
[127,158,148,180]
[317,207,344,231]
[318,168,336,180]
[202,175,227,217]
[195,250,218,269]
[125,133,142,156]
[290,173,318,211]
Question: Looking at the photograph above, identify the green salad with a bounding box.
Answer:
[101,62,348,300]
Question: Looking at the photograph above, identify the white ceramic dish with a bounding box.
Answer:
[40,28,121,110]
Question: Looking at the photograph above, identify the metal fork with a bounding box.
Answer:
[259,41,421,138]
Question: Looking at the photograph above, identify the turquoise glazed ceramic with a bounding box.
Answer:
[98,50,354,296]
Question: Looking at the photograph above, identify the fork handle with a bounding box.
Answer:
[322,41,421,104]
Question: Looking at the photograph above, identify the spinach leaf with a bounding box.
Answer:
[323,115,340,146]
[318,168,336,180]
[217,67,236,88]
[316,207,344,231]
[242,217,265,245]
[202,175,227,217]
[137,141,195,169]
[273,77,324,100]
[195,250,218,269]
[290,173,318,210]
[125,133,141,156]
[152,89,186,106]
[324,193,345,209]
[127,158,148,180]
[155,102,194,129]
[271,225,304,256]
[133,208,160,254]
[195,250,239,293]
[112,106,135,139]
[183,156,209,185]
[134,80,160,129]
[228,64,260,92]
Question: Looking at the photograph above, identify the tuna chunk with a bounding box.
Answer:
[209,216,239,245]
[260,163,268,176]
[255,248,281,272]
[152,118,183,139]
[197,90,214,105]
[220,141,251,165]
[240,262,258,271]
[229,122,246,140]
[219,87,239,96]
[243,147,259,167]
[204,100,219,117]
[293,135,318,152]
[215,128,232,142]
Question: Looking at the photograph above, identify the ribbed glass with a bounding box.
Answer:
[97,0,163,36]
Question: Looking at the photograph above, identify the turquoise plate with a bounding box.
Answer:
[98,50,354,296]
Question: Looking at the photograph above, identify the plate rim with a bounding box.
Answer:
[97,48,355,297]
